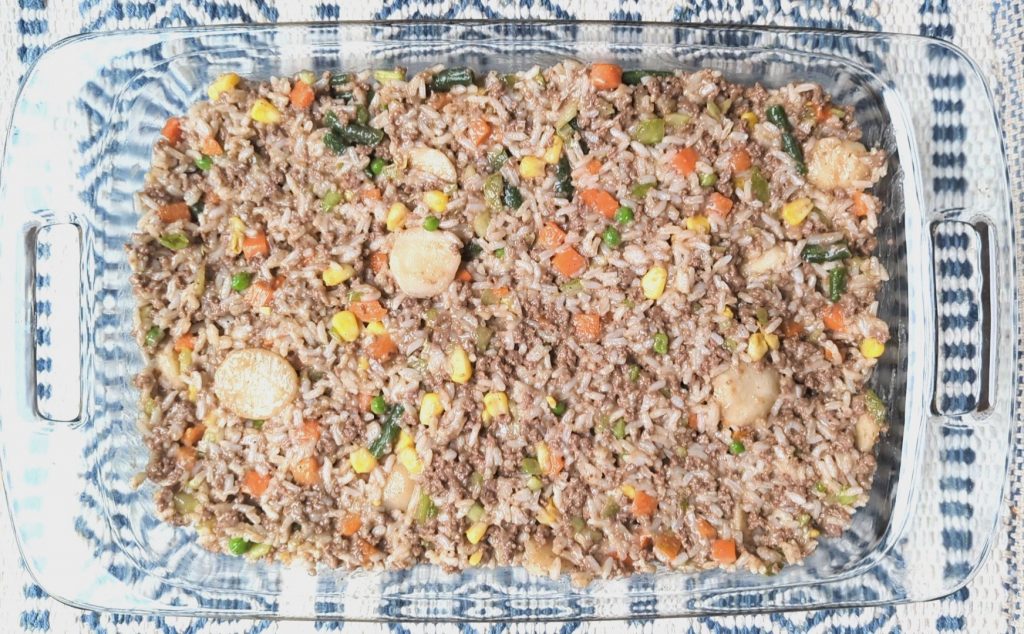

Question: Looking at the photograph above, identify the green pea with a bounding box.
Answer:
[369,157,386,176]
[628,364,641,382]
[602,225,622,248]
[549,399,567,417]
[231,272,253,292]
[612,418,627,439]
[423,216,440,231]
[614,206,634,224]
[521,457,542,476]
[370,394,388,416]
[144,326,164,348]
[493,247,506,259]
[652,332,669,355]
[227,537,252,555]
[699,172,719,188]
[194,155,213,171]
[321,190,342,212]
[356,105,370,125]
[729,440,746,455]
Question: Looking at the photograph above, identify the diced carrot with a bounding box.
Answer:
[358,392,374,412]
[206,190,222,205]
[470,118,493,146]
[572,312,602,343]
[707,192,734,217]
[672,147,699,177]
[181,424,205,447]
[363,186,382,201]
[244,469,271,497]
[289,79,315,109]
[178,446,197,470]
[358,538,379,562]
[687,412,699,430]
[246,281,275,308]
[580,188,619,219]
[632,533,653,551]
[552,247,586,277]
[201,135,223,156]
[242,231,270,260]
[816,103,831,123]
[547,451,564,476]
[696,518,718,539]
[823,304,845,331]
[366,333,398,361]
[173,333,196,352]
[783,321,804,337]
[455,267,473,282]
[297,420,321,445]
[492,286,511,298]
[350,300,388,322]
[710,538,738,564]
[161,117,182,144]
[653,533,683,561]
[369,251,388,274]
[730,148,752,173]
[851,191,869,217]
[158,202,190,223]
[340,513,362,537]
[590,63,623,91]
[429,92,452,110]
[538,221,567,249]
[586,159,602,175]
[291,456,321,486]
[631,490,658,518]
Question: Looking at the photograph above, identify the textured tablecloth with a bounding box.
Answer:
[1,1,1022,632]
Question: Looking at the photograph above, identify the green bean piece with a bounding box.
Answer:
[865,389,886,423]
[144,326,164,348]
[370,394,388,416]
[230,272,253,292]
[323,130,346,155]
[502,183,523,209]
[227,537,252,556]
[323,110,341,131]
[766,104,792,132]
[329,72,352,94]
[560,279,583,296]
[483,173,504,211]
[188,200,204,220]
[521,457,542,476]
[415,493,438,522]
[828,266,848,302]
[631,182,656,199]
[321,190,342,212]
[652,332,669,355]
[373,68,406,83]
[487,146,510,171]
[355,105,370,125]
[423,216,440,231]
[554,154,574,199]
[634,118,666,145]
[368,404,405,459]
[781,133,807,174]
[336,123,384,146]
[462,241,484,262]
[621,69,674,85]
[158,233,189,250]
[430,67,475,92]
[801,241,852,263]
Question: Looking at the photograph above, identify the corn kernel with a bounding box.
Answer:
[641,265,668,300]
[764,332,780,350]
[366,320,386,335]
[483,392,509,421]
[249,98,282,124]
[424,190,449,214]
[468,550,484,566]
[349,448,378,474]
[228,217,247,255]
[386,202,409,231]
[330,310,360,342]
[740,111,759,128]
[466,521,489,545]
[396,429,415,452]
[447,346,473,384]
[860,338,885,359]
[322,262,354,286]
[781,198,814,226]
[419,392,444,426]
[747,332,769,361]
[187,384,198,402]
[620,484,636,499]
[536,442,551,473]
[720,306,734,319]
[208,72,241,100]
[519,156,546,179]
[686,215,711,234]
[545,396,557,410]
[358,356,369,371]
[178,348,193,371]
[536,499,560,526]
[543,136,564,164]
[397,446,423,475]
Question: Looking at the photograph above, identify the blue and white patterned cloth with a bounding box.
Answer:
[2,1,1022,632]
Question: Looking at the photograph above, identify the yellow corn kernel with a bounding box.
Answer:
[537,499,560,526]
[349,448,378,474]
[366,320,386,335]
[620,484,636,500]
[536,442,551,473]
[747,332,769,361]
[227,217,246,255]
[386,202,409,231]
[397,447,423,475]
[322,262,354,287]
[482,392,509,421]
[466,521,489,545]
[330,310,360,343]
[468,550,484,566]
[519,156,546,179]
[208,72,241,100]
[740,111,759,128]
[764,332,780,350]
[250,98,282,124]
[686,215,711,234]
[447,346,473,384]
[396,429,415,452]
[720,306,734,319]
[545,395,557,410]
[641,265,668,300]
[781,198,814,226]
[178,348,193,371]
[543,135,564,164]
[860,338,885,359]
[358,356,369,371]
[419,392,444,426]
[187,384,198,402]
[423,190,449,214]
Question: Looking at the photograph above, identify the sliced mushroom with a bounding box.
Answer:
[712,363,781,428]
[854,412,881,452]
[389,228,462,298]
[408,146,457,182]
[742,245,787,277]
[213,348,298,419]
[382,464,416,512]
[807,137,873,191]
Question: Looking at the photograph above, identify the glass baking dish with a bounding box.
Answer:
[0,21,1015,620]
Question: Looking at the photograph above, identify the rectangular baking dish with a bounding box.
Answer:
[0,21,1015,620]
